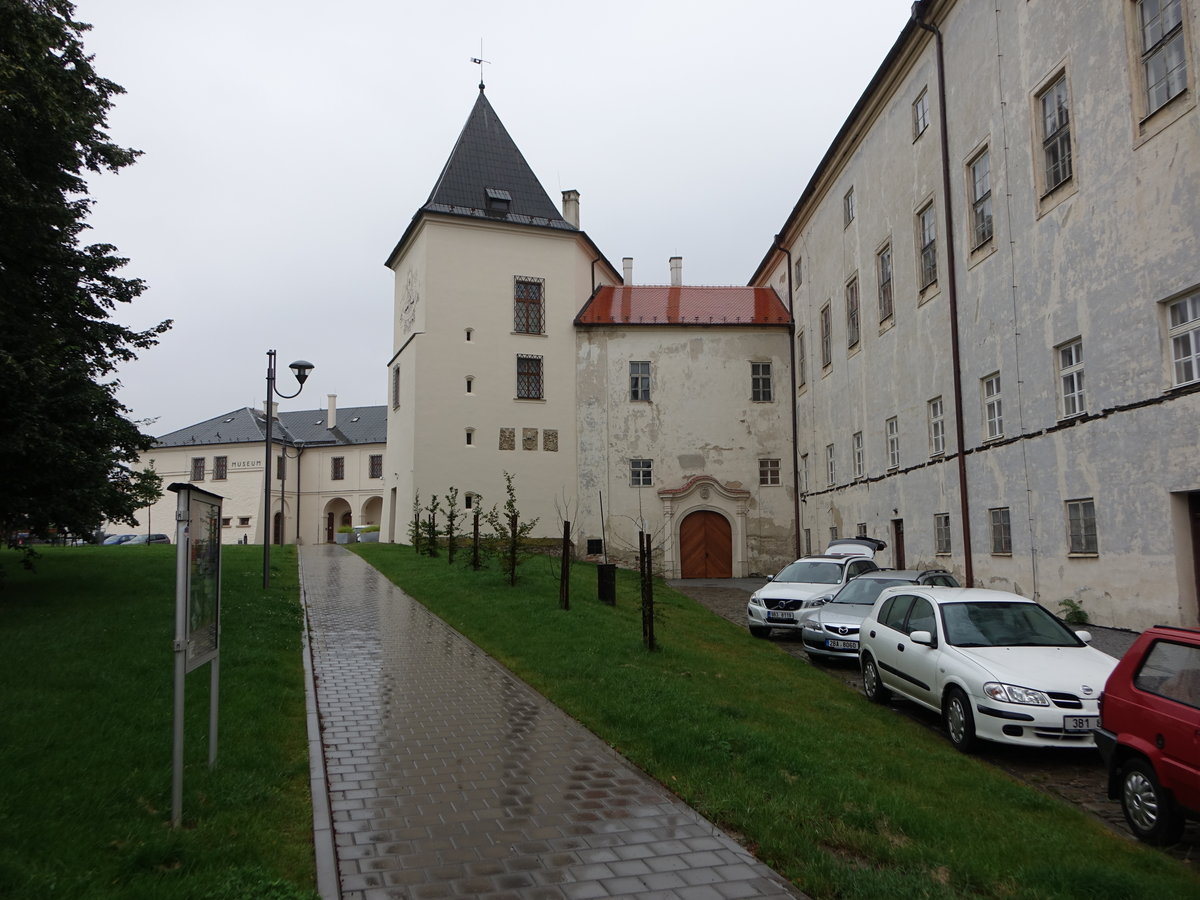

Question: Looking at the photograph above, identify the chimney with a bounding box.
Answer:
[327,394,337,430]
[561,189,580,228]
[263,400,277,420]
[623,257,633,284]
[670,256,682,286]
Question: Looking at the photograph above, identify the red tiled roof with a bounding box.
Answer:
[575,285,791,326]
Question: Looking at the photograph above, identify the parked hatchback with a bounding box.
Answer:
[859,587,1116,751]
[1095,625,1200,844]
[122,533,170,545]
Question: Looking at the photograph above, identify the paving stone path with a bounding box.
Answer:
[301,545,805,900]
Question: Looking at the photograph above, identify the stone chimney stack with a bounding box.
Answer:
[670,256,682,286]
[327,394,337,430]
[561,189,580,228]
[623,257,633,284]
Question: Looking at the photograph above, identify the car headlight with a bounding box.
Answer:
[749,594,762,607]
[982,682,1050,706]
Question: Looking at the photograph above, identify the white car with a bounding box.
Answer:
[746,538,884,638]
[858,587,1117,751]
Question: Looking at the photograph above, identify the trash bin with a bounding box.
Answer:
[597,564,616,606]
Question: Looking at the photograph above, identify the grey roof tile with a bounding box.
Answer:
[154,406,386,449]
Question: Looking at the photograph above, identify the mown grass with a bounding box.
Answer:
[0,546,316,900]
[354,543,1200,899]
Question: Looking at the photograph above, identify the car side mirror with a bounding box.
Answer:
[1074,630,1092,643]
[910,630,935,646]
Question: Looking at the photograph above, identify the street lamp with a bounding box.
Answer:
[263,350,313,588]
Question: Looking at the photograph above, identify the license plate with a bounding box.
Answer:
[1063,715,1098,733]
[826,639,858,651]
[767,611,795,622]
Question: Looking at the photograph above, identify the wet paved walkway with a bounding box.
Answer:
[300,545,805,900]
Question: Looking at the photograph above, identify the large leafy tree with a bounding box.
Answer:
[0,0,170,544]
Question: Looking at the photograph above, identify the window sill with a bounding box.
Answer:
[511,331,548,337]
[514,397,546,403]
[1067,552,1099,559]
[1135,88,1193,148]
[1036,178,1076,217]
[917,283,940,306]
[967,241,995,269]
[991,552,1013,558]
[878,316,895,336]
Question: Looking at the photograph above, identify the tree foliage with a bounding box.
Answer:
[483,472,539,586]
[0,0,170,544]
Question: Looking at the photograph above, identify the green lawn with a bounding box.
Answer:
[354,542,1200,900]
[0,545,316,900]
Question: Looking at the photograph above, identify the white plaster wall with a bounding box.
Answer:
[764,0,1200,627]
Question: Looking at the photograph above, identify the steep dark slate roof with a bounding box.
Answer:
[154,406,386,449]
[423,89,575,230]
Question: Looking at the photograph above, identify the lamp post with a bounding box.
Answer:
[263,350,313,588]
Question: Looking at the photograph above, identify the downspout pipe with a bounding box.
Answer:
[774,235,803,560]
[913,3,974,586]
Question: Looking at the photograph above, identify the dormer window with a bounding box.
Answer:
[485,187,511,213]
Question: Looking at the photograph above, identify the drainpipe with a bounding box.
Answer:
[913,2,974,586]
[774,235,803,560]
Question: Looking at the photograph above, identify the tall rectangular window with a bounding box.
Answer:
[918,204,937,289]
[913,88,929,137]
[391,365,400,409]
[800,454,809,493]
[1058,338,1086,417]
[1140,0,1187,113]
[331,457,345,481]
[517,354,543,399]
[970,149,993,247]
[759,458,781,486]
[820,304,832,367]
[513,277,545,334]
[928,396,945,456]
[1067,498,1098,554]
[826,443,836,486]
[797,331,807,387]
[213,456,227,480]
[630,458,653,487]
[1168,292,1200,385]
[935,513,952,554]
[804,528,812,557]
[277,454,285,481]
[886,417,900,470]
[843,187,856,226]
[751,362,773,401]
[191,457,205,481]
[1040,75,1073,192]
[983,373,1003,439]
[630,361,651,402]
[877,244,893,323]
[852,432,864,479]
[990,507,1012,554]
[845,277,860,348]
[369,454,383,479]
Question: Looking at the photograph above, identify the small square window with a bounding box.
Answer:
[238,516,251,527]
[630,458,653,487]
[759,458,781,486]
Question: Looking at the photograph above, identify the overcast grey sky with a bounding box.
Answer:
[77,0,914,435]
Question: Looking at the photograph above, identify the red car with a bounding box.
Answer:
[1095,625,1200,844]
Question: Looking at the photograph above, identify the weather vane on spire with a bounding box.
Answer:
[469,40,490,91]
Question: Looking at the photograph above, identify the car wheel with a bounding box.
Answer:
[748,624,771,638]
[861,654,890,703]
[1120,757,1184,845]
[944,687,977,753]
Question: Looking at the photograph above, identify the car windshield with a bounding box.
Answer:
[942,601,1082,648]
[831,578,908,605]
[773,561,843,584]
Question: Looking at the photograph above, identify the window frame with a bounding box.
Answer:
[797,330,807,388]
[886,416,900,470]
[213,456,228,481]
[843,186,856,227]
[852,431,864,480]
[516,354,544,400]
[331,456,345,481]
[629,360,651,402]
[928,396,946,456]
[1167,292,1200,386]
[917,203,938,290]
[913,88,930,138]
[990,507,1012,555]
[969,147,994,249]
[845,276,860,348]
[751,361,774,402]
[877,242,894,324]
[1038,73,1074,196]
[759,458,781,486]
[191,457,205,482]
[1067,498,1098,555]
[513,276,546,335]
[1057,338,1086,418]
[820,303,833,368]
[369,454,383,479]
[630,458,653,487]
[826,443,836,487]
[983,373,1004,440]
[1139,0,1188,115]
[934,513,952,555]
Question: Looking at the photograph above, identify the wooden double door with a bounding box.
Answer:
[679,510,732,578]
